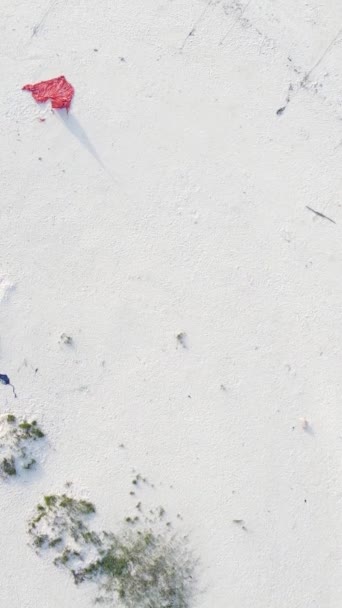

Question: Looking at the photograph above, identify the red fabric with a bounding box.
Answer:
[22,75,74,110]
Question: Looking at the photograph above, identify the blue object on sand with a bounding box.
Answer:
[0,374,17,397]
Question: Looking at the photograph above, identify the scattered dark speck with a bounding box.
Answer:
[176,332,187,348]
[94,48,98,52]
[276,106,286,116]
[233,519,247,531]
[60,333,73,345]
[119,57,126,62]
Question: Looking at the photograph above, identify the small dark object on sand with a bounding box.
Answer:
[176,332,188,348]
[306,205,336,224]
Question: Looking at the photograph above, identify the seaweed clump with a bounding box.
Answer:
[28,493,196,608]
[28,494,96,559]
[0,414,45,478]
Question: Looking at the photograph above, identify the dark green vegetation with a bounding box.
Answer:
[18,420,45,440]
[28,493,196,608]
[28,494,96,551]
[77,527,195,607]
[0,414,45,478]
[1,456,16,476]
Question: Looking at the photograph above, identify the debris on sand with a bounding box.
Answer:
[233,519,247,531]
[0,374,17,398]
[22,75,74,111]
[305,206,336,224]
[176,332,188,349]
[300,417,309,431]
[59,333,73,346]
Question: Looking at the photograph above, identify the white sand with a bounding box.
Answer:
[1,1,342,605]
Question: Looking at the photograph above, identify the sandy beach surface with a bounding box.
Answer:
[1,1,342,606]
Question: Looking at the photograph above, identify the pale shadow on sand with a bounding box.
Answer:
[57,110,106,170]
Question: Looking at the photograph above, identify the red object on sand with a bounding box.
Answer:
[22,75,74,110]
